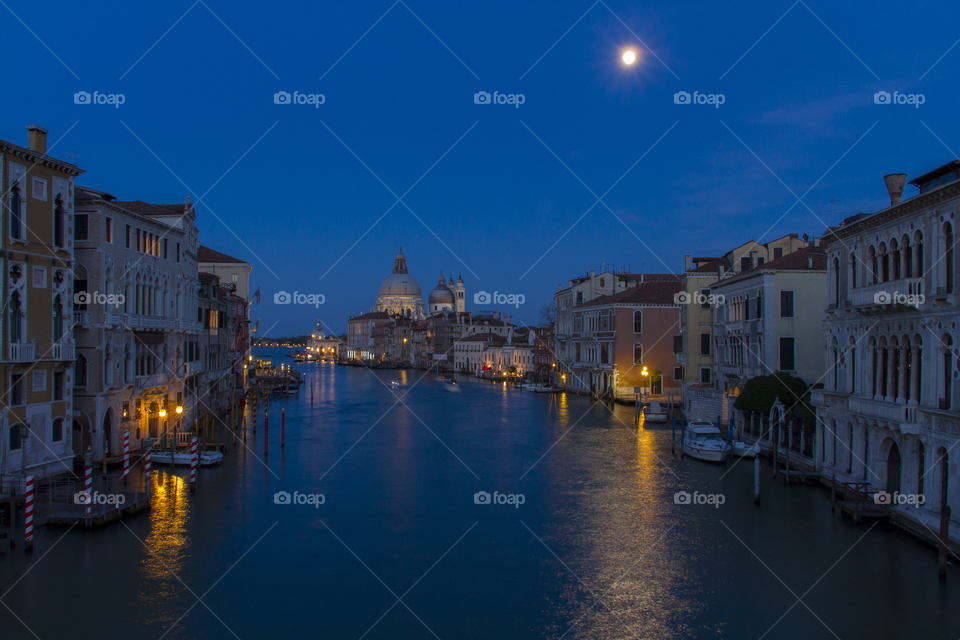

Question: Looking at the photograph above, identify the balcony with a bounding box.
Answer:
[136,373,168,389]
[10,343,35,362]
[52,342,75,361]
[74,311,90,326]
[847,396,921,433]
[181,360,203,377]
[104,311,121,327]
[849,278,924,309]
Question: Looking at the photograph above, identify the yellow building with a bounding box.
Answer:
[1,126,84,479]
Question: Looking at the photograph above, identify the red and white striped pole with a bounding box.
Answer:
[84,455,93,516]
[189,437,198,492]
[144,446,152,497]
[264,408,269,456]
[122,429,130,485]
[24,476,34,552]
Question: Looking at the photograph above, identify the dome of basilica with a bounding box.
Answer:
[378,249,422,297]
[428,273,455,306]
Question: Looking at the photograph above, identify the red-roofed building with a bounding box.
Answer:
[567,279,682,398]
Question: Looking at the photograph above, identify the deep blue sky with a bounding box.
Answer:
[8,0,960,335]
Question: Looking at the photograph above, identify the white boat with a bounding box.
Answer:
[388,380,402,387]
[731,440,760,458]
[643,402,668,423]
[149,450,224,467]
[682,422,731,462]
[440,379,462,393]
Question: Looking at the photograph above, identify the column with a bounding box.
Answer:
[911,345,921,406]
[897,343,907,403]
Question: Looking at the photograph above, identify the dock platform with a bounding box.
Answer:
[45,494,151,528]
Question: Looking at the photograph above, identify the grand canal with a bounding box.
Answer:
[2,348,959,639]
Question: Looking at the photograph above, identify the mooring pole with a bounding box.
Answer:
[754,457,760,506]
[671,416,676,453]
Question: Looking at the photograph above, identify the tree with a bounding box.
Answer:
[538,303,555,326]
[733,372,816,431]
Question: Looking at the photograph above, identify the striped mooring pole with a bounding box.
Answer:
[84,456,93,516]
[189,437,198,492]
[144,447,152,498]
[122,429,130,485]
[281,408,285,449]
[24,476,34,552]
[264,408,269,456]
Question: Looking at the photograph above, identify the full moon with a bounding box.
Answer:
[622,50,636,65]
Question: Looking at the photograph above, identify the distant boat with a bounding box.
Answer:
[149,450,223,467]
[682,422,731,462]
[440,378,462,393]
[389,380,402,388]
[731,440,760,458]
[643,402,668,423]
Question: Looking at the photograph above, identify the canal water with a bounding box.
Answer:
[2,347,958,639]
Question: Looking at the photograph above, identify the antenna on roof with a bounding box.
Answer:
[826,199,842,227]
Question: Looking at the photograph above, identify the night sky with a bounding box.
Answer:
[8,0,959,334]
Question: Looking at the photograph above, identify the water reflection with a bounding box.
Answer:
[138,471,191,620]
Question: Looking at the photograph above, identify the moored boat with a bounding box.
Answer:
[149,450,224,467]
[682,422,731,462]
[643,401,668,423]
[731,440,760,458]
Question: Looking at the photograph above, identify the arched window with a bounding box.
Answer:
[53,294,64,343]
[9,291,22,344]
[903,236,913,278]
[917,441,926,500]
[870,246,879,285]
[54,194,64,248]
[879,242,889,282]
[52,417,63,442]
[633,344,642,365]
[942,334,953,410]
[891,238,900,280]
[9,182,22,240]
[9,423,23,450]
[850,254,857,290]
[633,310,642,333]
[832,258,840,305]
[915,231,925,277]
[76,353,88,386]
[945,222,954,294]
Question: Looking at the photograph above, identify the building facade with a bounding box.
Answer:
[73,187,201,461]
[813,164,960,546]
[1,126,84,479]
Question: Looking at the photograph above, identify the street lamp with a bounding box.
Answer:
[641,366,649,398]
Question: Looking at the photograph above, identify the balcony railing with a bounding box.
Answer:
[849,278,924,308]
[104,311,121,327]
[136,373,168,389]
[847,396,921,433]
[52,342,75,361]
[74,311,90,326]
[10,343,35,362]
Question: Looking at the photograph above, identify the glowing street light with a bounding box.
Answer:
[622,49,637,65]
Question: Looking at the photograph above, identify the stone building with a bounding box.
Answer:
[197,272,247,417]
[198,244,252,302]
[73,187,201,461]
[1,126,84,480]
[813,164,960,546]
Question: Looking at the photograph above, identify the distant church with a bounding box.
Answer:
[374,248,464,318]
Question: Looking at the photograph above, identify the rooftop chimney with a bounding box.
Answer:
[807,257,813,269]
[749,250,758,269]
[26,125,48,155]
[684,255,691,271]
[884,173,908,206]
[719,264,725,279]
[813,237,820,248]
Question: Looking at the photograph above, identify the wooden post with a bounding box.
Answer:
[671,416,676,454]
[754,457,760,505]
[831,473,837,512]
[680,421,685,460]
[772,421,778,479]
[9,493,16,548]
[939,505,951,580]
